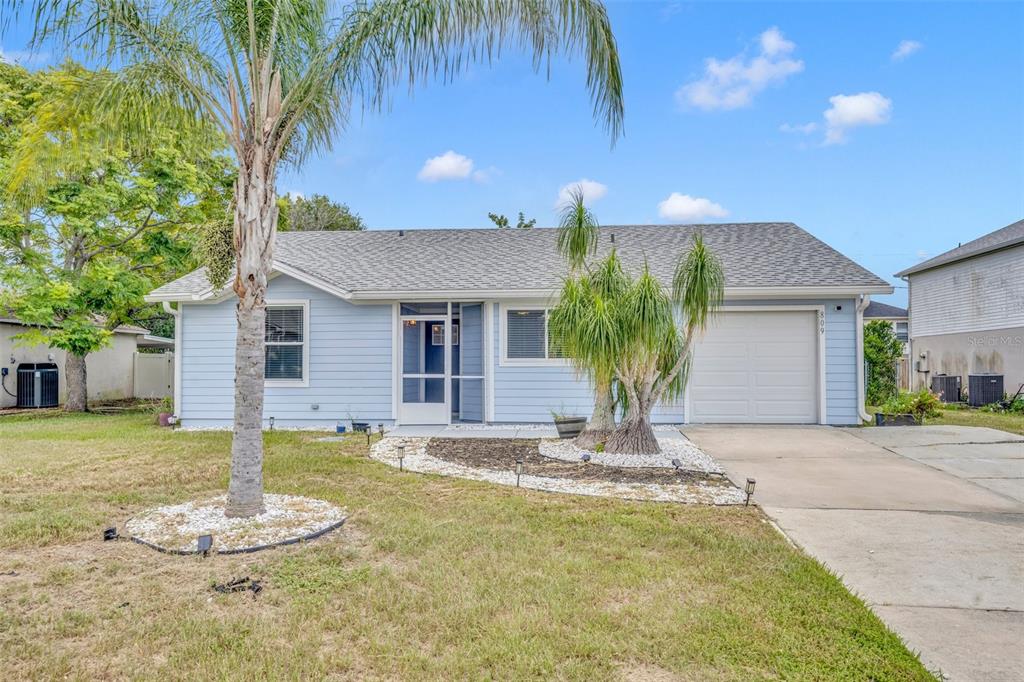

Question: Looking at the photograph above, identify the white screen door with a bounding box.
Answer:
[400,317,448,424]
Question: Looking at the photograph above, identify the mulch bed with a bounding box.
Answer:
[426,438,730,487]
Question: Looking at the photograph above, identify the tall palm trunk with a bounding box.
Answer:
[575,377,615,448]
[64,352,88,412]
[225,143,278,518]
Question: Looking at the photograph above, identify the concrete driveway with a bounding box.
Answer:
[682,424,1024,682]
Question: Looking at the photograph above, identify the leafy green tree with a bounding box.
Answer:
[488,211,535,229]
[549,189,723,455]
[0,63,233,411]
[279,193,363,231]
[17,0,624,516]
[865,319,904,405]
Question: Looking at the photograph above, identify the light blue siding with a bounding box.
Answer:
[490,299,861,425]
[179,275,392,428]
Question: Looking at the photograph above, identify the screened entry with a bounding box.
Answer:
[399,302,485,424]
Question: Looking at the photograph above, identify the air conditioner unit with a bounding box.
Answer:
[16,363,59,408]
[968,374,1004,407]
[930,375,961,403]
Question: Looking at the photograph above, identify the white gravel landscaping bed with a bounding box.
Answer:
[538,435,723,473]
[370,438,744,505]
[126,493,347,554]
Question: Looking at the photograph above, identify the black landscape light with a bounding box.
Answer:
[515,458,524,487]
[744,478,756,506]
[581,453,591,462]
[197,534,213,555]
[671,458,682,470]
[378,423,385,439]
[268,416,275,431]
[397,445,405,471]
[103,527,118,541]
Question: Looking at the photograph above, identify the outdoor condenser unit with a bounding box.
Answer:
[968,373,1004,407]
[16,363,59,408]
[930,375,962,403]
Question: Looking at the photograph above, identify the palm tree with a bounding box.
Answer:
[549,186,619,447]
[603,236,723,454]
[17,0,624,516]
[549,189,723,455]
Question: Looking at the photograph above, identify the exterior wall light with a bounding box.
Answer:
[515,458,524,487]
[745,478,756,506]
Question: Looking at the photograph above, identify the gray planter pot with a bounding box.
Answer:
[554,416,587,439]
[874,413,920,426]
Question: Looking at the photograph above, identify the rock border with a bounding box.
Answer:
[125,494,348,556]
[371,438,745,505]
[539,435,722,473]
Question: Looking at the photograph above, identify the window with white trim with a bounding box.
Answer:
[265,306,305,381]
[505,308,563,360]
[894,321,909,342]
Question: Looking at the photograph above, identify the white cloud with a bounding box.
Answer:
[676,27,804,111]
[823,92,892,144]
[779,122,818,134]
[891,40,922,62]
[556,179,608,207]
[657,193,729,222]
[417,150,481,182]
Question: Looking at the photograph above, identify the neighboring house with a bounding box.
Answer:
[896,219,1024,396]
[146,223,892,428]
[863,301,910,389]
[0,318,173,408]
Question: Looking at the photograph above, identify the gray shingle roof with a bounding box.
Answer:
[896,219,1024,277]
[864,301,907,319]
[148,222,891,300]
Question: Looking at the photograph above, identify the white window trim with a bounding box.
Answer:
[264,299,310,388]
[499,303,570,367]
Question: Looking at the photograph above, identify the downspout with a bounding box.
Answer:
[163,301,182,419]
[855,294,872,423]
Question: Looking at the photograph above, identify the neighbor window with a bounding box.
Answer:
[265,305,305,381]
[895,321,909,342]
[505,308,563,361]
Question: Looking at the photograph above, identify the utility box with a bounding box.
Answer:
[16,363,59,408]
[968,374,1004,407]
[930,375,961,403]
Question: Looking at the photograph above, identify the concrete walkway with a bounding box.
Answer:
[682,424,1024,682]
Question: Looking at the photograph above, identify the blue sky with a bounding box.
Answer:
[3,2,1022,305]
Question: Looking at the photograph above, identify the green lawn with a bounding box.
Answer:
[0,411,933,680]
[930,405,1024,435]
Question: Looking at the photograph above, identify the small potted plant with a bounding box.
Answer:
[156,396,174,427]
[874,389,941,426]
[551,407,586,439]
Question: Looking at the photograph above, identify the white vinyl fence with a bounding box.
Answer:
[134,352,174,399]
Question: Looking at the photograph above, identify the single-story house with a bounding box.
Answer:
[0,318,172,408]
[145,222,892,428]
[896,219,1023,395]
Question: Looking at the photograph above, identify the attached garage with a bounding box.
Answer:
[688,309,823,424]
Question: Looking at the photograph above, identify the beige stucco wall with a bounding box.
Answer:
[910,326,1024,395]
[0,323,138,408]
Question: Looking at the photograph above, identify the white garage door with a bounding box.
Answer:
[688,310,819,424]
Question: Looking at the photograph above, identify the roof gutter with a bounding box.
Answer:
[855,294,872,424]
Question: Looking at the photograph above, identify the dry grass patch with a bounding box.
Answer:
[0,411,935,680]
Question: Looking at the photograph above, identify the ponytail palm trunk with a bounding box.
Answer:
[23,0,624,516]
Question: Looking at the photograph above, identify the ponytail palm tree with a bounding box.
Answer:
[17,0,624,516]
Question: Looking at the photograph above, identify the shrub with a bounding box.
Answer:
[864,320,904,405]
[879,388,942,423]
